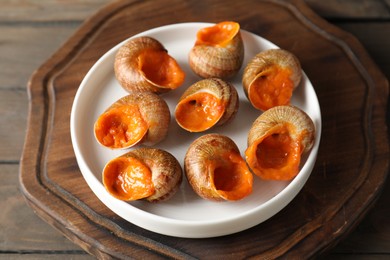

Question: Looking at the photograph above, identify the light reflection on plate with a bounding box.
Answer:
[70,23,321,238]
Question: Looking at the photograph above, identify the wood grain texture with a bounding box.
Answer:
[0,254,91,260]
[0,165,83,252]
[326,22,390,256]
[331,175,390,254]
[337,23,390,80]
[17,0,389,258]
[306,0,390,19]
[0,26,78,89]
[0,0,109,22]
[0,90,27,161]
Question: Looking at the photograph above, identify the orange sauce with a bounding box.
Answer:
[196,21,240,47]
[175,92,224,132]
[95,105,148,148]
[249,66,294,111]
[103,157,154,201]
[257,133,292,169]
[139,49,185,89]
[245,125,302,180]
[212,152,253,201]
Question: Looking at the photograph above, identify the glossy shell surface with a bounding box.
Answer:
[246,105,315,180]
[242,49,302,111]
[175,78,239,132]
[94,91,170,149]
[188,22,244,79]
[114,36,185,94]
[184,134,253,201]
[102,148,183,202]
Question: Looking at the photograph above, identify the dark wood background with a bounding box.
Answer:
[1,0,389,258]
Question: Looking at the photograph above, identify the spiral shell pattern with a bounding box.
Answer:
[94,91,170,149]
[114,36,185,94]
[103,148,182,202]
[175,78,239,132]
[246,105,315,180]
[242,49,302,111]
[185,134,253,201]
[189,22,244,79]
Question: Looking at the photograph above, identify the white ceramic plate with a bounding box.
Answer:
[70,22,322,238]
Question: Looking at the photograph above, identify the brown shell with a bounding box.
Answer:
[247,105,315,153]
[246,105,315,180]
[175,78,239,132]
[184,134,253,201]
[94,91,170,149]
[103,148,183,202]
[114,36,185,94]
[242,49,302,110]
[188,23,244,79]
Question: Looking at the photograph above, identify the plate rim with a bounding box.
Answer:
[70,22,322,238]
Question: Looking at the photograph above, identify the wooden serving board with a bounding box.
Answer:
[20,0,389,258]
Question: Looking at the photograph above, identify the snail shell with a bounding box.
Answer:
[175,78,239,132]
[114,36,185,94]
[102,148,182,202]
[242,49,302,111]
[185,134,253,201]
[245,105,315,181]
[94,91,170,149]
[189,21,244,79]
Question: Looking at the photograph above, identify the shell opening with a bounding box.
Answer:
[175,92,225,132]
[103,157,155,201]
[248,66,294,111]
[138,49,185,89]
[211,152,253,201]
[94,105,148,149]
[196,21,240,47]
[245,124,302,180]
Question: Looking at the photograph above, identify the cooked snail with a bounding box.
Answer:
[114,36,185,94]
[94,91,170,149]
[189,21,244,79]
[103,148,182,202]
[175,78,239,132]
[185,134,253,201]
[245,105,315,181]
[242,49,302,111]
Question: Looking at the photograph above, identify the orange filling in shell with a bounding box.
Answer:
[138,49,185,89]
[94,105,148,149]
[249,66,294,111]
[245,124,302,180]
[196,21,240,47]
[103,157,154,201]
[175,92,225,132]
[211,152,253,201]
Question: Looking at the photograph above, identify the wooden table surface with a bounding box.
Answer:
[1,0,389,259]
